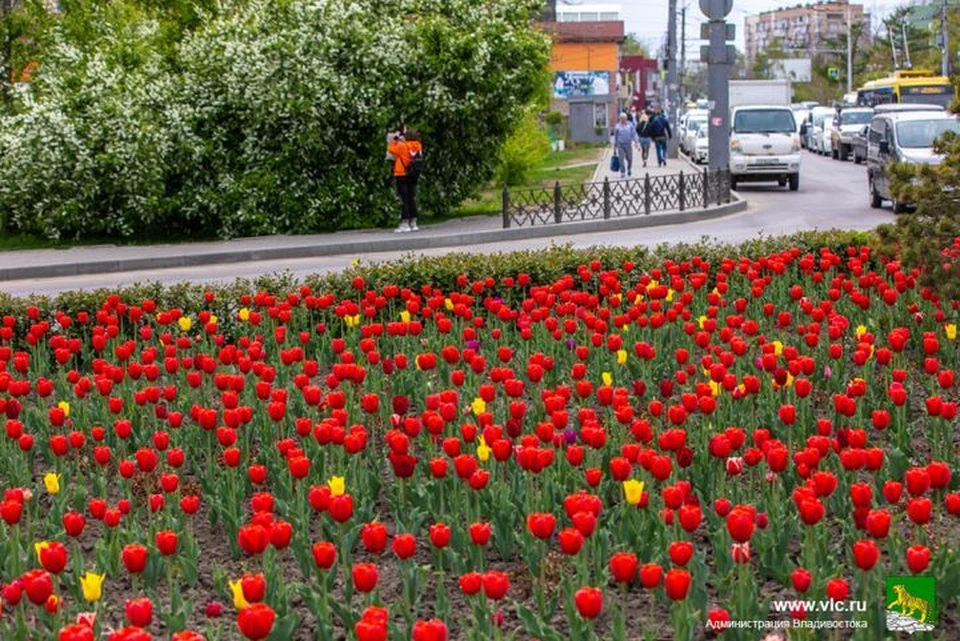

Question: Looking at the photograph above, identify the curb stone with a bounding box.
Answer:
[0,199,747,282]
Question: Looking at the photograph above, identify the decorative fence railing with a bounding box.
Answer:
[502,167,732,228]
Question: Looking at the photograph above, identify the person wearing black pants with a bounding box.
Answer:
[388,129,423,232]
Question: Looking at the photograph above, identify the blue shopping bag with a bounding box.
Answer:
[610,154,620,173]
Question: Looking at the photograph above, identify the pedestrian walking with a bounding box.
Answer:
[612,113,639,178]
[648,109,672,167]
[636,110,653,168]
[388,129,423,233]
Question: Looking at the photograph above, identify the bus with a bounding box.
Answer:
[856,70,954,108]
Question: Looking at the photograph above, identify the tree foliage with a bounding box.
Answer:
[879,131,960,301]
[0,0,550,239]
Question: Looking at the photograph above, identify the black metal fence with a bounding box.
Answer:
[502,167,732,228]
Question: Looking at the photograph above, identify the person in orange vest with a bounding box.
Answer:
[388,129,423,233]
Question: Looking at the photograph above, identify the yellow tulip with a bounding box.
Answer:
[698,315,707,329]
[471,397,486,415]
[602,372,612,387]
[229,578,249,610]
[855,324,867,339]
[666,289,675,302]
[344,314,360,328]
[208,314,218,326]
[444,298,454,311]
[709,381,721,397]
[80,572,105,603]
[43,472,60,495]
[616,350,627,366]
[327,476,345,497]
[946,324,957,340]
[57,400,70,417]
[772,340,783,356]
[238,307,250,322]
[400,311,411,324]
[178,316,192,332]
[350,257,362,267]
[623,479,645,506]
[477,436,491,463]
[34,541,51,564]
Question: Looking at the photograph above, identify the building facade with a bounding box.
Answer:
[542,20,625,143]
[618,55,659,113]
[744,1,870,68]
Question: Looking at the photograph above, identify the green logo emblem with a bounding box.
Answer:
[886,576,937,634]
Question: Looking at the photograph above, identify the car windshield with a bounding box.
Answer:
[688,118,706,131]
[841,111,872,125]
[896,119,960,148]
[734,109,796,134]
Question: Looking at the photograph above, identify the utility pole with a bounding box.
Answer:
[902,22,912,69]
[680,6,687,107]
[701,0,733,172]
[889,20,900,70]
[941,0,950,77]
[666,0,679,158]
[846,7,854,94]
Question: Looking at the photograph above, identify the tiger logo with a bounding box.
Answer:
[888,584,930,623]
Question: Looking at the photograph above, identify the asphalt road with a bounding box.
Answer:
[2,151,894,297]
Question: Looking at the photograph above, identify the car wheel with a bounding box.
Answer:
[893,200,909,214]
[853,153,862,165]
[839,145,849,161]
[869,175,882,209]
[788,174,799,191]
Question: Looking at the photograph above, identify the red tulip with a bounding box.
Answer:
[237,603,275,641]
[122,544,149,574]
[58,624,95,641]
[726,507,755,543]
[240,574,266,603]
[668,540,694,566]
[482,571,509,600]
[458,572,482,595]
[664,568,691,600]
[21,569,53,605]
[412,619,448,641]
[852,539,879,571]
[865,509,890,539]
[609,552,638,584]
[469,522,491,546]
[312,541,337,569]
[352,563,379,593]
[558,527,584,555]
[639,563,663,589]
[906,545,931,574]
[574,586,603,619]
[906,497,932,525]
[63,511,86,538]
[826,577,849,601]
[237,524,270,556]
[791,567,812,594]
[125,597,154,627]
[38,541,68,574]
[107,627,152,641]
[526,512,556,540]
[155,530,178,556]
[361,522,389,554]
[329,494,354,523]
[392,533,417,560]
[428,523,451,549]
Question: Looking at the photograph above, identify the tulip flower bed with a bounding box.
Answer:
[1,238,960,641]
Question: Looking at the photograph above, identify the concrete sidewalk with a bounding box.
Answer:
[593,143,701,183]
[0,154,743,283]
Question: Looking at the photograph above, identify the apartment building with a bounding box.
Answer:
[744,1,870,67]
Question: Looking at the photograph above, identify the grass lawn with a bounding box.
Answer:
[452,144,604,218]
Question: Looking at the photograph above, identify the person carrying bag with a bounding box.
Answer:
[388,129,423,233]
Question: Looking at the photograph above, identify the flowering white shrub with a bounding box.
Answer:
[0,0,549,239]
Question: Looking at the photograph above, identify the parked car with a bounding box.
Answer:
[729,105,801,191]
[867,110,960,212]
[693,125,709,164]
[680,111,708,154]
[873,103,945,114]
[809,107,835,155]
[829,107,873,160]
[852,125,868,164]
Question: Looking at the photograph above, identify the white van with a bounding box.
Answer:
[729,105,801,191]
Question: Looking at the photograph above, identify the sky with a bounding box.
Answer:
[615,0,904,58]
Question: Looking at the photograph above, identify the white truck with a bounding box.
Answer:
[729,79,793,109]
[727,80,802,192]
